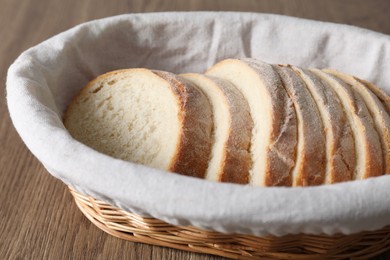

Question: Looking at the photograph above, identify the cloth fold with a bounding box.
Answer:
[6,12,390,236]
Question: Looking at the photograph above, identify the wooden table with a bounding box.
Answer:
[1,0,389,259]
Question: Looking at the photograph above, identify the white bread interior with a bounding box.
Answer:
[206,59,297,186]
[65,69,180,170]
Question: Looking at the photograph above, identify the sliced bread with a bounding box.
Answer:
[179,73,253,184]
[357,78,390,113]
[311,69,383,180]
[292,67,355,184]
[325,69,390,175]
[274,65,326,186]
[206,59,297,186]
[64,68,213,178]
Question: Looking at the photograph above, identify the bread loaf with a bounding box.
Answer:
[64,68,213,178]
[64,59,390,187]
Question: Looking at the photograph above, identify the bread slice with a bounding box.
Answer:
[311,69,383,180]
[274,65,326,186]
[179,73,253,184]
[325,69,390,175]
[292,67,355,184]
[64,68,213,178]
[206,59,297,186]
[357,78,390,113]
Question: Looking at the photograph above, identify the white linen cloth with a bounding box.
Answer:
[6,12,390,236]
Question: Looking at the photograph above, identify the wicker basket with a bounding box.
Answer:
[69,187,390,259]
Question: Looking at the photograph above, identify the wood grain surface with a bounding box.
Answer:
[1,0,389,259]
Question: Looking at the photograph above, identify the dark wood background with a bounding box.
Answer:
[1,0,389,259]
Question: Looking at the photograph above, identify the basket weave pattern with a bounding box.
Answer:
[69,187,390,259]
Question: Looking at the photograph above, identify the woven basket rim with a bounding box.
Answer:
[69,187,390,259]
